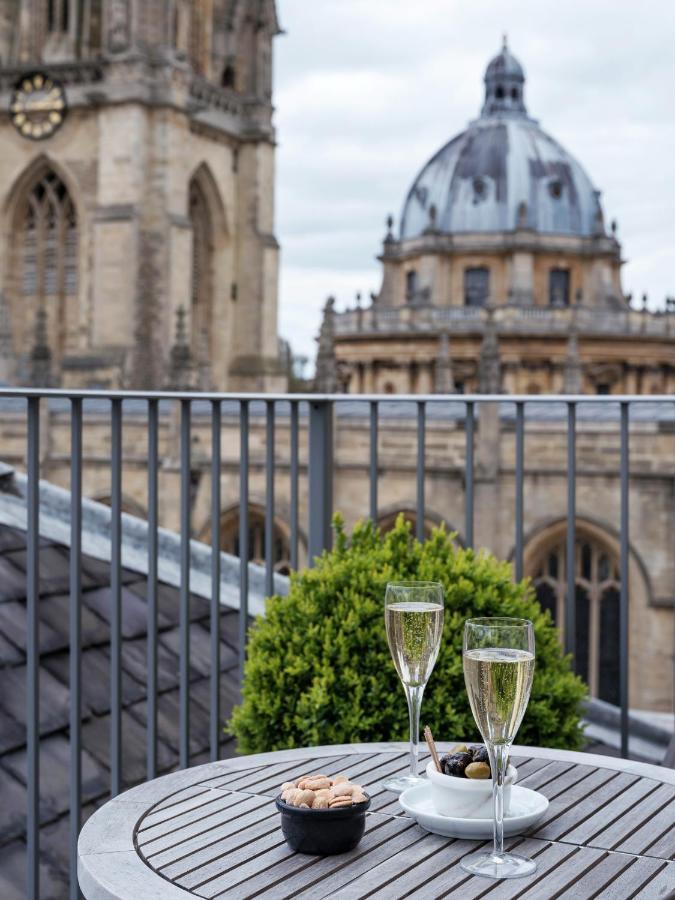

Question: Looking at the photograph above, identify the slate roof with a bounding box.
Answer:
[0,524,244,900]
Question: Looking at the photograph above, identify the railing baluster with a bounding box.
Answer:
[370,401,378,523]
[69,398,82,900]
[514,402,524,582]
[239,401,249,680]
[308,400,333,562]
[210,400,221,762]
[26,396,40,900]
[416,401,425,542]
[565,402,576,663]
[179,399,191,769]
[465,402,474,549]
[146,399,158,780]
[110,399,122,796]
[265,401,275,597]
[290,402,299,571]
[620,402,630,758]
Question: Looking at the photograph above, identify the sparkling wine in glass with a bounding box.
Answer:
[461,617,536,879]
[382,581,444,793]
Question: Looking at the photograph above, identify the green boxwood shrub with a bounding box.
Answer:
[229,515,586,754]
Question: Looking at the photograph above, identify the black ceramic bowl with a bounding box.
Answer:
[275,794,371,855]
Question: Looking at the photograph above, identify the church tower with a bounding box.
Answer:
[0,0,285,390]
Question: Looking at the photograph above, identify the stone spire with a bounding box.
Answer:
[314,296,338,392]
[434,330,455,394]
[478,306,501,393]
[29,307,53,387]
[165,306,194,390]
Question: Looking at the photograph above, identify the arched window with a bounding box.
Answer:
[528,532,621,702]
[17,170,78,356]
[188,177,213,361]
[217,506,292,575]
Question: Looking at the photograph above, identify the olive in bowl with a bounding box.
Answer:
[427,745,517,819]
[275,793,371,855]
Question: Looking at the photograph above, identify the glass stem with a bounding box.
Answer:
[488,743,509,860]
[404,684,424,777]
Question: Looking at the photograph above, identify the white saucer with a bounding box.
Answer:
[398,782,549,840]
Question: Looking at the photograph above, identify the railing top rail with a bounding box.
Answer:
[0,388,671,403]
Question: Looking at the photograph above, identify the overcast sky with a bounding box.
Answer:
[273,0,675,369]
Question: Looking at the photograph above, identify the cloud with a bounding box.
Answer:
[275,0,675,364]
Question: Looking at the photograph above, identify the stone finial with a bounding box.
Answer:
[384,214,395,243]
[314,296,338,392]
[434,330,455,394]
[611,218,617,236]
[166,306,194,390]
[478,306,502,394]
[29,306,53,387]
[428,203,438,231]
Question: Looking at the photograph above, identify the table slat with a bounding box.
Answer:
[210,815,409,900]
[589,783,674,852]
[325,831,452,900]
[560,776,660,845]
[553,850,639,899]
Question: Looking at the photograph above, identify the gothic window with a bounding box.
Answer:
[549,268,570,307]
[529,533,621,702]
[464,267,490,307]
[19,170,78,312]
[189,178,213,359]
[219,506,291,575]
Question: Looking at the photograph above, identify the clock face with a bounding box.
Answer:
[10,72,67,141]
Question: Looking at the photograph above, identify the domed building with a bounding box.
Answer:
[322,40,674,396]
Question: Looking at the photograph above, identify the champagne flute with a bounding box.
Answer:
[461,617,536,879]
[382,581,444,793]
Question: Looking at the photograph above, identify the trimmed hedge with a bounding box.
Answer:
[230,515,586,753]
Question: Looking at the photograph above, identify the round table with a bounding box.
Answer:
[78,742,675,899]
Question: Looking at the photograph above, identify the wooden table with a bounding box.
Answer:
[78,742,675,899]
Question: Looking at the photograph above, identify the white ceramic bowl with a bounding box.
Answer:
[425,759,517,819]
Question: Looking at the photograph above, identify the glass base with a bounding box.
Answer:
[380,773,426,794]
[460,851,537,880]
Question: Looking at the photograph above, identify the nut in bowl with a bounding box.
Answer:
[275,774,371,855]
[426,745,517,819]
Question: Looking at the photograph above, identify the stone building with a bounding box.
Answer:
[320,40,674,397]
[0,0,285,390]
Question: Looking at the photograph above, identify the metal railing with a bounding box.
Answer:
[1,387,672,899]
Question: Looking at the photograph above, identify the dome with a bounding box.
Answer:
[400,41,604,240]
